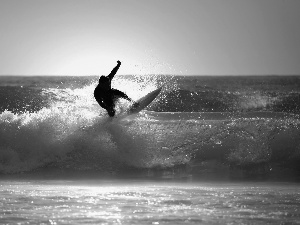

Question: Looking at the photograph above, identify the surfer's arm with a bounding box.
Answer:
[107,60,121,80]
[112,89,133,102]
[121,94,135,103]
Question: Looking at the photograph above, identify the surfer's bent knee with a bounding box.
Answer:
[107,108,115,117]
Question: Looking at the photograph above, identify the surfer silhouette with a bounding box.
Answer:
[94,60,134,117]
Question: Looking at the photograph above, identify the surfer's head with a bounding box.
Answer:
[99,76,107,83]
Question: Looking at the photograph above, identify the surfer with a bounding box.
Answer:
[94,60,135,117]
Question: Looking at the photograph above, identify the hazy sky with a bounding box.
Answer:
[1,0,300,75]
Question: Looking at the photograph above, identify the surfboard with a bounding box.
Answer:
[125,87,162,116]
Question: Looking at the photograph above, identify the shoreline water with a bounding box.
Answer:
[1,178,299,225]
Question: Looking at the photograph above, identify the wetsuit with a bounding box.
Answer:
[94,61,132,117]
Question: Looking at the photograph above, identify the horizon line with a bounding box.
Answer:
[0,74,300,77]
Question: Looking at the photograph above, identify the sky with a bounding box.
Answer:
[0,0,300,76]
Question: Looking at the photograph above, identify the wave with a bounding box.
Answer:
[1,76,300,114]
[0,86,48,113]
[147,89,300,114]
[0,77,164,174]
[1,107,300,179]
[0,76,300,180]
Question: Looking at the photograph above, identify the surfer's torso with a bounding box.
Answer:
[97,76,111,90]
[94,76,113,103]
[94,61,133,117]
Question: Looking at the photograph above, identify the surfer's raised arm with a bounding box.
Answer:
[94,60,139,117]
[107,60,121,80]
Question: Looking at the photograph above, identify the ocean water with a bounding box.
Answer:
[0,75,300,224]
[1,180,299,224]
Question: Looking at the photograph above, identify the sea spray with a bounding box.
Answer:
[0,75,300,180]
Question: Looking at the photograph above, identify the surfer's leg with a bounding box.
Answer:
[98,99,107,109]
[112,89,132,102]
[101,102,115,117]
[105,97,116,117]
[95,95,115,117]
[94,89,108,109]
[95,96,109,110]
[106,106,115,117]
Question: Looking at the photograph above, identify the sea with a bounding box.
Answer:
[0,75,300,224]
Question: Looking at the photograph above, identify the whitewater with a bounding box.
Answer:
[0,75,300,224]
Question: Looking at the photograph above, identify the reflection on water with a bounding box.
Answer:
[1,180,299,224]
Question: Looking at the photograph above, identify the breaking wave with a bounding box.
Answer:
[0,75,300,180]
